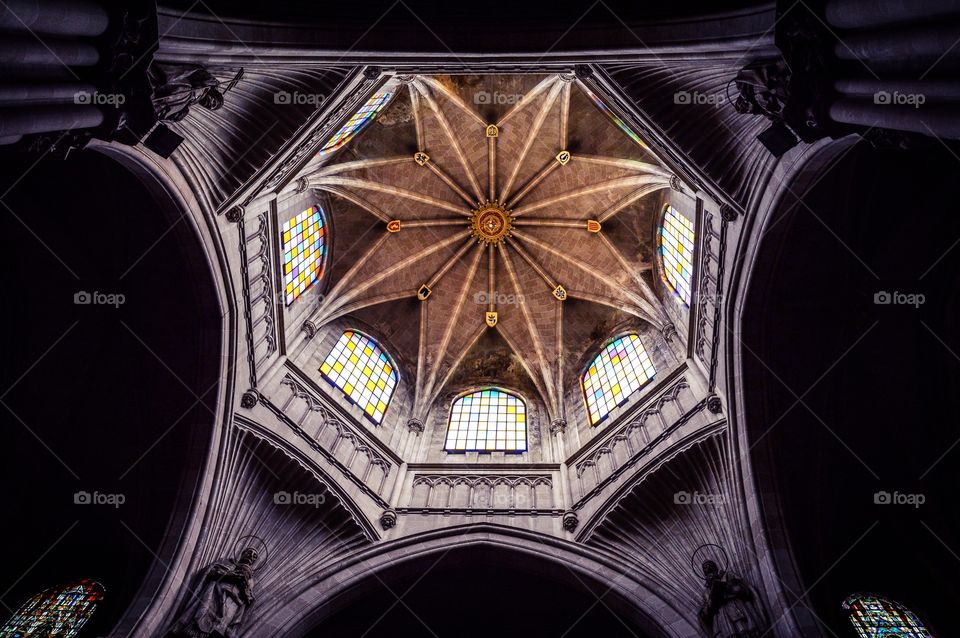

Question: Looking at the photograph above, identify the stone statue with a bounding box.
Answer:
[148,64,234,122]
[167,547,259,638]
[698,559,765,637]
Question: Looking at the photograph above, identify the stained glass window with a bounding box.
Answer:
[281,205,326,305]
[444,389,527,452]
[582,334,657,425]
[0,579,104,638]
[318,91,393,157]
[843,593,932,638]
[584,87,648,149]
[319,331,397,424]
[659,204,695,306]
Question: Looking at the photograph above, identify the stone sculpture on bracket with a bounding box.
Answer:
[149,64,242,123]
[167,547,259,638]
[698,559,766,637]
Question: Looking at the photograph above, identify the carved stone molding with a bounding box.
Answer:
[238,213,278,385]
[573,379,699,503]
[273,373,394,499]
[408,474,557,512]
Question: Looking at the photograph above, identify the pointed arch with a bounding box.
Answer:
[319,330,399,424]
[444,387,528,453]
[581,333,657,426]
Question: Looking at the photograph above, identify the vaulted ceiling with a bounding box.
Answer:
[303,73,680,421]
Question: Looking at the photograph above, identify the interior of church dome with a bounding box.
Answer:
[1,1,959,637]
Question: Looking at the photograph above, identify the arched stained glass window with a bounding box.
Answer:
[659,204,695,306]
[281,205,326,305]
[0,579,104,638]
[444,388,527,452]
[843,593,932,637]
[319,331,398,424]
[582,333,656,425]
[318,91,393,157]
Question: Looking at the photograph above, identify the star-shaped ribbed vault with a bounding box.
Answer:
[301,73,679,424]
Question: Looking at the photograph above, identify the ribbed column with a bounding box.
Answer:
[0,82,97,104]
[0,104,103,136]
[0,35,99,67]
[829,99,960,139]
[826,0,960,30]
[834,23,960,65]
[0,0,109,37]
[834,79,960,101]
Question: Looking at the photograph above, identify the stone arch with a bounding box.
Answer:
[250,524,698,638]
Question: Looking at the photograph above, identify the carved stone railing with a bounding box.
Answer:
[238,212,278,385]
[694,208,726,390]
[273,373,393,499]
[405,473,558,513]
[571,378,702,503]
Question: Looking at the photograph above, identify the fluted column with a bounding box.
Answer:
[0,0,109,37]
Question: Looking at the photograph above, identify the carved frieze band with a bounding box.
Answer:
[404,474,559,513]
[694,211,726,389]
[238,212,278,386]
[256,373,394,504]
[572,379,708,504]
